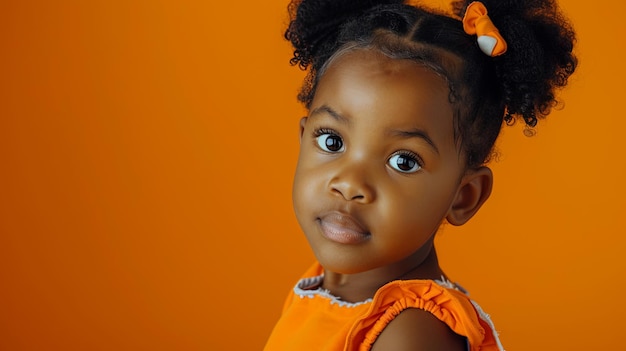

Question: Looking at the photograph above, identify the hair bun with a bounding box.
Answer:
[466,0,577,128]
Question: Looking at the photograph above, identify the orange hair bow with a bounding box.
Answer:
[462,1,507,57]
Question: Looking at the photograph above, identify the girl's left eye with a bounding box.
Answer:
[388,153,421,173]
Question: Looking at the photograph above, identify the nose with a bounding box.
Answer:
[328,161,375,203]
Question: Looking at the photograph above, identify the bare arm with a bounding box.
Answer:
[370,308,467,351]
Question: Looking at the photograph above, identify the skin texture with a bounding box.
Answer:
[291,48,493,348]
[370,309,467,351]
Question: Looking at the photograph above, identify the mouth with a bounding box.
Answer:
[317,211,370,245]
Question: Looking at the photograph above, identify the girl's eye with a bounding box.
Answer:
[388,153,421,173]
[316,133,344,153]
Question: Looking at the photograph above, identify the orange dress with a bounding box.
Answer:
[264,263,504,351]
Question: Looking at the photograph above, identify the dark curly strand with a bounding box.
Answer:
[285,0,577,168]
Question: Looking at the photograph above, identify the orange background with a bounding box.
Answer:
[1,0,624,350]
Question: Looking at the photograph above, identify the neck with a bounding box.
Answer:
[321,240,444,303]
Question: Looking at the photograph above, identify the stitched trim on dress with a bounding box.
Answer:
[470,300,506,351]
[434,276,469,295]
[436,276,505,351]
[293,274,373,308]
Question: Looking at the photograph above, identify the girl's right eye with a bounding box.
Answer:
[315,130,344,153]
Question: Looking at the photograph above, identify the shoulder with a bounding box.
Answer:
[370,308,467,351]
[355,280,504,351]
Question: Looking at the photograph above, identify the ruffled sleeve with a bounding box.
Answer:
[345,280,503,351]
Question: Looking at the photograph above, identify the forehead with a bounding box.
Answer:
[310,48,459,156]
[313,48,454,129]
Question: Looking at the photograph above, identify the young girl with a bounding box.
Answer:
[265,0,576,350]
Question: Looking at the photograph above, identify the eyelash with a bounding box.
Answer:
[313,128,338,138]
[389,150,424,173]
[393,150,421,161]
[313,128,344,153]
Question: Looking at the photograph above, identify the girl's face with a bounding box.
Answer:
[292,49,467,276]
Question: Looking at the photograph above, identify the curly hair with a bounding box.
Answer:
[284,0,577,168]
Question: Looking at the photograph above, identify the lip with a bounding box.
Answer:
[317,211,370,245]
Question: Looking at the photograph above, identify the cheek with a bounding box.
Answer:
[293,143,331,193]
[292,158,324,216]
[377,182,454,230]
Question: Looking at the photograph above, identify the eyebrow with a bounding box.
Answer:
[310,105,350,125]
[388,128,440,155]
[311,104,439,155]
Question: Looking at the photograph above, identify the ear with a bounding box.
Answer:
[446,166,493,226]
[299,116,308,141]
